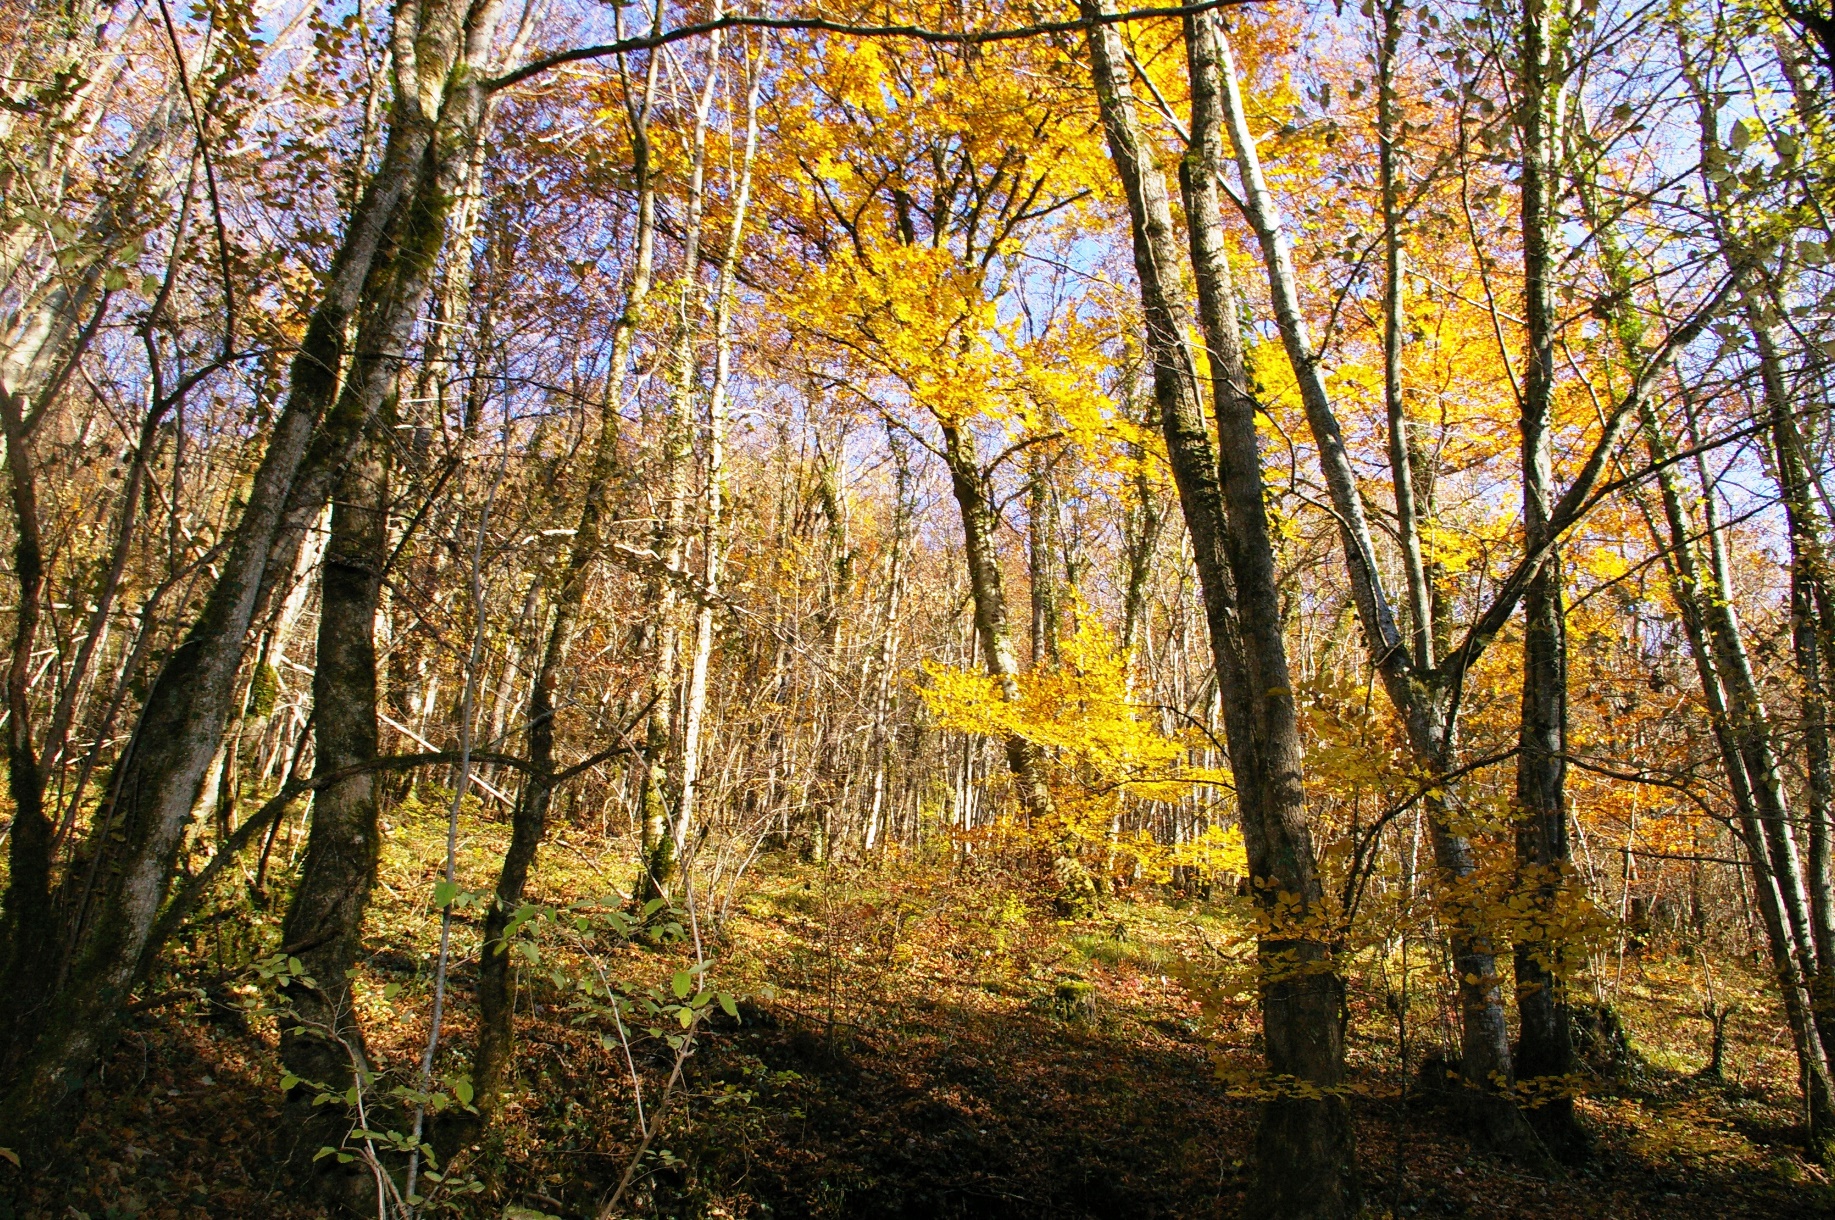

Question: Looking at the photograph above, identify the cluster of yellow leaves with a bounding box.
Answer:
[780,240,1135,456]
[919,616,1245,881]
[765,2,1113,238]
[784,242,1004,424]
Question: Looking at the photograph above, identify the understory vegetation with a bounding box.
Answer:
[10,833,1832,1218]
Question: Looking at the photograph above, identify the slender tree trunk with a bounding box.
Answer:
[1512,0,1585,1161]
[864,431,912,851]
[1639,402,1835,1152]
[640,13,725,894]
[1680,47,1830,1055]
[1748,293,1835,1023]
[677,54,760,858]
[1376,0,1434,669]
[1691,407,1825,1035]
[1028,450,1060,667]
[472,4,664,1125]
[1119,402,1164,666]
[277,435,388,1209]
[938,421,1054,823]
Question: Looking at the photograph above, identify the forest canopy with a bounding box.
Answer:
[1,0,1834,1215]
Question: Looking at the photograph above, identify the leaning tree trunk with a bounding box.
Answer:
[1083,6,1357,1214]
[1681,51,1832,1059]
[1639,400,1835,1152]
[472,20,662,1126]
[1748,286,1835,1029]
[0,0,508,1152]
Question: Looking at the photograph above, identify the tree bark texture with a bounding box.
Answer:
[1512,0,1584,1162]
[1182,15,1357,1210]
[1084,6,1356,1213]
[0,0,509,1148]
[277,436,388,1208]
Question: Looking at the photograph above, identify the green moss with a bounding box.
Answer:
[1053,977,1097,1019]
[247,663,279,719]
[1068,931,1172,970]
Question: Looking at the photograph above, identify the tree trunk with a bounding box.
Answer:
[0,0,508,1149]
[277,435,388,1209]
[1681,47,1831,1059]
[676,56,759,860]
[938,421,1054,823]
[1184,16,1357,1207]
[1205,15,1538,1159]
[1639,402,1835,1153]
[1512,0,1585,1162]
[640,15,726,894]
[1028,450,1061,667]
[1376,0,1435,671]
[1084,6,1357,1212]
[1749,294,1835,1026]
[0,383,53,1072]
[1118,387,1165,666]
[473,11,664,1125]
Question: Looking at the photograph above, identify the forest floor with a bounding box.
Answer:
[7,796,1832,1219]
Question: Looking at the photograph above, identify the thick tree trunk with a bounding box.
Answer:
[1182,16,1355,1208]
[277,437,388,1208]
[1084,6,1356,1212]
[0,385,53,1071]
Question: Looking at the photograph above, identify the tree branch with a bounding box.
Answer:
[489,1,1265,92]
